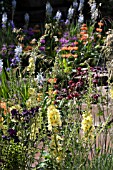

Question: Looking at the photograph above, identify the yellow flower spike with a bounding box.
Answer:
[47,105,62,131]
[110,88,113,99]
[81,111,95,139]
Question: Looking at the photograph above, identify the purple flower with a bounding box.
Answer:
[55,10,62,21]
[70,36,77,41]
[1,45,7,51]
[63,32,70,38]
[59,38,69,44]
[8,128,16,137]
[10,20,15,29]
[40,39,45,44]
[11,109,18,117]
[2,135,7,140]
[6,67,11,72]
[65,19,70,25]
[39,46,45,51]
[9,44,15,48]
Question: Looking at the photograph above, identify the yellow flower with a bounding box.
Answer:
[10,104,22,112]
[47,105,62,131]
[56,156,62,163]
[110,88,113,99]
[37,93,43,102]
[27,57,35,74]
[28,87,36,96]
[30,123,39,140]
[81,113,94,135]
[26,98,32,107]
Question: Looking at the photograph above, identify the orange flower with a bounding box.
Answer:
[83,41,87,45]
[80,31,87,35]
[72,46,78,50]
[82,24,87,27]
[96,28,102,32]
[80,37,86,41]
[62,54,71,58]
[98,22,104,27]
[24,45,32,51]
[48,78,57,84]
[73,54,78,58]
[37,93,43,102]
[67,46,73,51]
[61,46,68,51]
[74,41,78,45]
[80,34,88,41]
[62,54,78,58]
[80,27,88,30]
[0,102,8,115]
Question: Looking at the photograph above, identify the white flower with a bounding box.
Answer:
[67,6,74,20]
[0,59,3,73]
[12,0,16,9]
[78,13,84,24]
[55,10,62,21]
[91,8,98,21]
[35,72,45,85]
[2,12,7,23]
[46,1,53,17]
[90,2,96,13]
[24,13,29,23]
[14,45,22,56]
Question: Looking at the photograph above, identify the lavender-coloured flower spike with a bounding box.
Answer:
[0,59,3,73]
[12,0,16,9]
[67,6,74,20]
[90,2,96,13]
[55,10,62,22]
[10,20,15,29]
[78,13,84,24]
[11,45,22,66]
[24,13,30,28]
[89,0,98,22]
[73,0,78,9]
[78,0,84,11]
[65,19,70,25]
[46,1,53,17]
[91,8,98,21]
[2,12,7,28]
[2,12,7,23]
[25,13,29,23]
[14,45,22,56]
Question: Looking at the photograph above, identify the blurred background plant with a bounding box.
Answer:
[0,0,113,169]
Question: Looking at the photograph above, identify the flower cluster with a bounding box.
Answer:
[26,87,37,109]
[50,134,63,162]
[47,104,62,131]
[27,56,35,74]
[81,111,95,140]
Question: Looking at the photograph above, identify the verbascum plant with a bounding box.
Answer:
[50,134,63,163]
[47,104,62,131]
[26,87,37,109]
[81,110,95,141]
[27,56,35,75]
